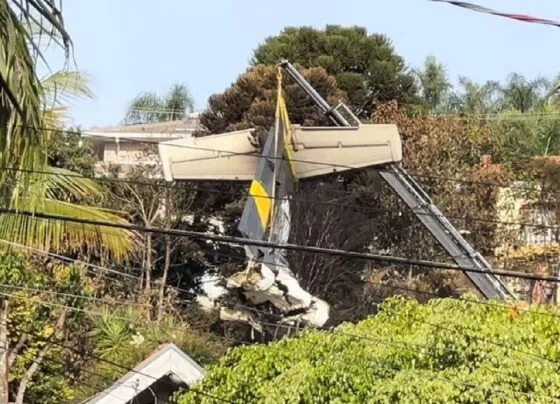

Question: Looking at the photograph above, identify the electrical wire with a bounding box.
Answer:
[5,278,554,396]
[428,112,560,119]
[204,248,560,320]
[1,162,559,234]
[232,293,560,368]
[10,346,128,403]
[108,133,560,194]
[220,283,560,367]
[7,226,559,368]
[8,216,560,357]
[25,123,560,194]
[1,174,554,314]
[8,224,559,369]
[0,283,150,308]
[0,291,143,323]
[1,317,236,404]
[2,247,558,401]
[2,293,556,403]
[196,251,560,391]
[0,239,202,297]
[5,206,560,284]
[430,0,560,29]
[5,237,558,325]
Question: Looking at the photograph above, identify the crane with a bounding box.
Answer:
[158,61,515,328]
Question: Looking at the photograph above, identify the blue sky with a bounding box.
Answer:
[51,0,560,128]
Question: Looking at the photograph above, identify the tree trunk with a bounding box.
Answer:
[14,310,68,404]
[0,299,9,404]
[138,254,144,295]
[8,335,27,369]
[157,236,172,322]
[145,233,152,295]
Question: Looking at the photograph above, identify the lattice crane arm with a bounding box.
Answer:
[278,59,515,301]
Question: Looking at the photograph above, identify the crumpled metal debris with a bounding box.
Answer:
[197,197,330,330]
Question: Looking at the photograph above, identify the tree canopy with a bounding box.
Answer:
[178,295,560,403]
[252,25,418,118]
[198,64,346,135]
[413,55,452,111]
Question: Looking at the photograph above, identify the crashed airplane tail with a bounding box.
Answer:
[158,68,403,329]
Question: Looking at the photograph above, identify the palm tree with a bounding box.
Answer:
[0,1,71,194]
[0,70,141,403]
[124,83,195,124]
[447,76,502,115]
[499,73,550,113]
[0,4,137,402]
[1,1,136,257]
[414,55,452,112]
[3,70,137,256]
[543,73,560,107]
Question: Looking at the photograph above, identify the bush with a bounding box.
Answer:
[178,296,560,403]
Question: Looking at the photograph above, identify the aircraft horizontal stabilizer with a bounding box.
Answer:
[158,128,259,182]
[158,124,402,182]
[290,124,402,179]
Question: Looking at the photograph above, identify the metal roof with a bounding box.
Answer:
[85,343,204,404]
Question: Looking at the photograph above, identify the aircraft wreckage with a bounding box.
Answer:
[158,60,515,329]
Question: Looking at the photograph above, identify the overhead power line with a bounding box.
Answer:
[0,239,205,297]
[430,0,560,29]
[4,285,557,402]
[430,113,560,120]
[1,318,235,404]
[4,240,557,325]
[88,133,560,195]
[7,311,553,403]
[3,251,558,401]
[8,234,559,342]
[208,248,560,320]
[26,124,560,194]
[252,318,558,401]
[4,206,560,285]
[2,164,558,232]
[0,283,150,307]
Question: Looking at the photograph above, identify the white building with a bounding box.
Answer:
[82,112,201,177]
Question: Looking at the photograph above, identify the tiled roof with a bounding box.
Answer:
[534,155,560,164]
[479,155,560,173]
[85,112,201,135]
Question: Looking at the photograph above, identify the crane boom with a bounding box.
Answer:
[278,59,515,301]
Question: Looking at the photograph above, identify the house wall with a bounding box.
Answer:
[101,142,157,164]
[495,184,559,253]
[90,140,161,178]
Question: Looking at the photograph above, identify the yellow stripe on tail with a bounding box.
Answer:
[249,179,272,231]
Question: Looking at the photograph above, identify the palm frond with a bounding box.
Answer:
[43,166,102,200]
[42,105,67,128]
[0,3,140,262]
[5,165,139,259]
[0,197,139,260]
[1,0,70,114]
[0,1,59,192]
[41,69,94,107]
